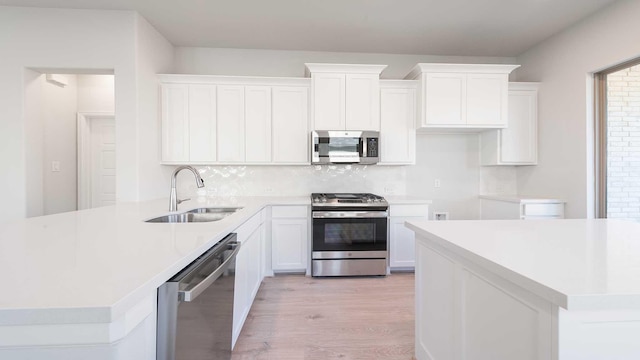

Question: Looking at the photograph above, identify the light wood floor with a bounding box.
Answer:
[231,273,415,360]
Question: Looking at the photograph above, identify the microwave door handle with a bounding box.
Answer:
[361,138,366,157]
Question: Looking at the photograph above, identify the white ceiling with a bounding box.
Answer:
[0,0,618,56]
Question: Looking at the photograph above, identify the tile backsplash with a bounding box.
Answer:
[178,165,409,197]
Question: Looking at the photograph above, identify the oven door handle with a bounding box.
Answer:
[312,211,388,219]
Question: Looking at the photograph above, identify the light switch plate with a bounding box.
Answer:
[51,161,61,172]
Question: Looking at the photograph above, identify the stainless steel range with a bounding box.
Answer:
[311,193,388,277]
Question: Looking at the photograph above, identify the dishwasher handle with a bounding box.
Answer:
[178,242,241,302]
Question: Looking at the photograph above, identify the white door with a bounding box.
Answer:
[89,117,116,208]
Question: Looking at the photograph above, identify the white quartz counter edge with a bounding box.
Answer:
[405,221,573,310]
[479,194,565,203]
[0,196,308,329]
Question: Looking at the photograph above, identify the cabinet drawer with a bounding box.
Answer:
[522,203,564,217]
[389,204,429,217]
[271,205,308,218]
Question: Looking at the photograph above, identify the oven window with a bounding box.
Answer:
[313,217,387,252]
[317,137,361,156]
[324,223,375,244]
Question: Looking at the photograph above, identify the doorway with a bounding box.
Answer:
[77,112,116,210]
[24,71,115,217]
[596,59,640,220]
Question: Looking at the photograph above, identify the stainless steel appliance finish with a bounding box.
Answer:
[311,193,388,277]
[311,193,388,210]
[312,258,387,277]
[311,130,380,165]
[157,233,240,360]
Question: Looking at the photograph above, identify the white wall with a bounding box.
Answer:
[0,7,175,223]
[42,74,78,215]
[24,70,45,218]
[174,47,516,79]
[134,14,176,201]
[77,75,115,113]
[0,6,140,223]
[406,134,482,220]
[515,0,640,218]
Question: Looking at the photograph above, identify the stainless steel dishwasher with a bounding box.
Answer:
[157,233,240,360]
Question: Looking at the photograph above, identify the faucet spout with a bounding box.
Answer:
[169,166,205,212]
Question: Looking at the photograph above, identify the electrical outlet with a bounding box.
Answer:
[434,179,441,188]
[264,187,274,194]
[384,186,395,194]
[434,212,449,221]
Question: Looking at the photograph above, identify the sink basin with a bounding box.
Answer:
[146,207,243,223]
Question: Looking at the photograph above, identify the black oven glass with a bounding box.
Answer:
[317,137,362,157]
[313,217,387,252]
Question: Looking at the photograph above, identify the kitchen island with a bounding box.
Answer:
[406,219,640,360]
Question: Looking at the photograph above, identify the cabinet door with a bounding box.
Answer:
[466,73,507,127]
[379,87,416,164]
[272,218,308,272]
[245,86,272,163]
[501,89,537,164]
[188,85,217,162]
[272,86,310,164]
[345,74,380,131]
[312,73,345,130]
[217,85,245,162]
[424,73,466,126]
[233,241,249,346]
[390,216,424,269]
[161,84,189,162]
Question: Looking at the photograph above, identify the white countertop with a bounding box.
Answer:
[0,196,307,326]
[406,219,640,311]
[479,194,565,203]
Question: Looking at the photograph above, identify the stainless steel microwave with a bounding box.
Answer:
[311,131,380,165]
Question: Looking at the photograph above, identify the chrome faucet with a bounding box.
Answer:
[169,166,205,212]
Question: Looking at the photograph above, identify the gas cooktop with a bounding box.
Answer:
[311,193,388,209]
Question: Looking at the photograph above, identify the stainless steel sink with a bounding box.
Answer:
[146,207,243,223]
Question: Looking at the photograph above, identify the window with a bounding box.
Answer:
[595,59,640,220]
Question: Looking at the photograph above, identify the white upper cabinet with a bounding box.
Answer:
[379,80,417,165]
[405,63,519,130]
[187,85,217,162]
[217,85,245,163]
[345,73,381,131]
[161,84,189,162]
[159,75,311,165]
[306,63,386,131]
[272,86,310,164]
[481,82,539,166]
[244,86,272,163]
[311,72,346,130]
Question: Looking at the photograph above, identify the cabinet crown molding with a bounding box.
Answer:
[158,74,311,86]
[404,63,520,80]
[304,63,387,76]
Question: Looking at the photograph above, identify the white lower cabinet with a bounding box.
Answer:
[415,241,553,360]
[271,206,309,273]
[232,210,265,348]
[389,204,429,270]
